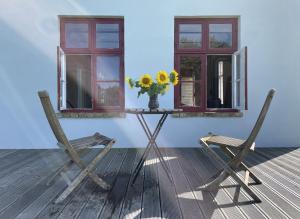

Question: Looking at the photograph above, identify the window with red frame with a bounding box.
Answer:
[174,18,247,112]
[58,17,124,112]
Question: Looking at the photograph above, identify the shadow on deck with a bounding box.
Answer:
[0,147,299,218]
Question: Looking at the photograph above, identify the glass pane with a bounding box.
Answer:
[65,23,89,48]
[66,55,92,108]
[96,24,119,48]
[180,56,201,80]
[209,24,232,48]
[180,82,201,107]
[96,56,120,80]
[207,55,232,108]
[179,24,202,48]
[96,82,120,106]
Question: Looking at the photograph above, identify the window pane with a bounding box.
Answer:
[96,24,119,48]
[209,24,232,48]
[207,55,232,108]
[65,23,89,48]
[96,56,120,81]
[96,83,120,107]
[180,56,201,80]
[66,55,92,108]
[179,24,202,48]
[181,82,201,107]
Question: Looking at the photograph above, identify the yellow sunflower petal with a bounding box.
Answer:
[156,70,169,85]
[139,74,153,88]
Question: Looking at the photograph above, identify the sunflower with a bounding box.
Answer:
[139,74,153,88]
[170,70,179,85]
[156,70,170,85]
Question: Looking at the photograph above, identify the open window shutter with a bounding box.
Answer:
[232,46,247,110]
[58,46,67,110]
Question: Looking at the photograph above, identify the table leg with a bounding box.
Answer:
[131,114,164,185]
[131,113,173,185]
[140,114,172,180]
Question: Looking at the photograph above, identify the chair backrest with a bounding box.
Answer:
[232,89,275,168]
[38,90,77,155]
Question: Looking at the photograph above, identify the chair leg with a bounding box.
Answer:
[55,142,113,203]
[55,168,90,203]
[228,169,261,203]
[221,147,262,184]
[88,141,114,188]
[200,170,230,191]
[200,139,261,203]
[46,160,73,186]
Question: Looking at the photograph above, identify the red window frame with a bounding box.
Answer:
[58,17,124,112]
[174,18,239,112]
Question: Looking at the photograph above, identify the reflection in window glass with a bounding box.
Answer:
[65,23,89,48]
[66,55,92,108]
[179,24,202,48]
[96,56,120,81]
[96,83,120,106]
[180,56,201,80]
[179,56,201,107]
[209,24,232,48]
[96,24,119,48]
[180,82,201,107]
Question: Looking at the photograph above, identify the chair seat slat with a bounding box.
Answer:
[69,133,113,150]
[206,135,255,150]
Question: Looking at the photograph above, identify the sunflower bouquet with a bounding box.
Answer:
[126,70,179,97]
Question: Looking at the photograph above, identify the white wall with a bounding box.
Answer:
[0,0,299,148]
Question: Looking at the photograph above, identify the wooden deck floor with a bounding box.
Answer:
[0,147,299,219]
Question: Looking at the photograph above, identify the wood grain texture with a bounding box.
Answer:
[0,148,299,219]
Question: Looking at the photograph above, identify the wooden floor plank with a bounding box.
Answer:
[172,148,226,219]
[255,149,300,176]
[98,148,137,219]
[185,148,249,219]
[278,148,300,159]
[242,156,300,216]
[250,152,300,186]
[0,151,63,213]
[176,148,232,218]
[275,148,300,161]
[55,149,116,219]
[259,149,300,170]
[34,150,103,219]
[76,149,128,219]
[113,148,142,219]
[0,150,47,179]
[158,149,183,219]
[215,149,288,218]
[0,150,61,193]
[0,148,299,219]
[118,149,145,219]
[162,148,205,219]
[0,149,17,159]
[141,149,161,218]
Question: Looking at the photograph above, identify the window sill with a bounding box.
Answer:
[56,112,126,118]
[172,111,243,118]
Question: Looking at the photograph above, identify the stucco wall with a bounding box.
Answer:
[0,0,299,148]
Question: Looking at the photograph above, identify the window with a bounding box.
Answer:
[58,17,124,112]
[174,18,247,112]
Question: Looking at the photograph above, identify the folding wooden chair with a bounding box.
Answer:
[38,90,115,203]
[199,89,275,203]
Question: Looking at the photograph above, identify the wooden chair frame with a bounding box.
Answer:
[199,89,276,203]
[38,91,115,203]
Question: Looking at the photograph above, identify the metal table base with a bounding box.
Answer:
[126,109,181,186]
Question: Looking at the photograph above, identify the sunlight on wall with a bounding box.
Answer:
[0,66,49,146]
